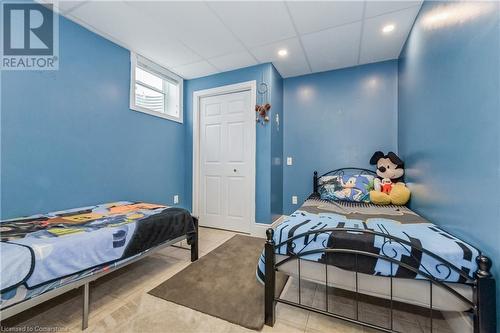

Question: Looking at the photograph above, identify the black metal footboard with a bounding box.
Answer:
[264,228,496,333]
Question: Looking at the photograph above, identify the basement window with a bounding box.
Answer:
[130,53,183,123]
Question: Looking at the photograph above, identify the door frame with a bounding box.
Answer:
[192,80,257,232]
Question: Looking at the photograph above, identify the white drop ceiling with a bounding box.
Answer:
[46,1,423,80]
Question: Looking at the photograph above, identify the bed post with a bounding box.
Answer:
[473,255,496,333]
[264,228,276,327]
[82,282,89,330]
[191,217,199,262]
[313,171,319,196]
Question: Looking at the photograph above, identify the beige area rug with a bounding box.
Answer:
[148,235,288,330]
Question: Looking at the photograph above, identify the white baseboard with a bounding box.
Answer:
[251,215,287,238]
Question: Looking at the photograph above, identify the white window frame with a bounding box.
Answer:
[130,53,183,123]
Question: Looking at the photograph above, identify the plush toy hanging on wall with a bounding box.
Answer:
[256,82,271,125]
[369,151,411,205]
[255,103,271,124]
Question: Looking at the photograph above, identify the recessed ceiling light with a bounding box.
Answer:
[382,24,395,33]
[278,49,288,57]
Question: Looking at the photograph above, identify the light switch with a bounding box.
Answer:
[287,157,293,166]
[292,196,298,204]
[174,195,179,204]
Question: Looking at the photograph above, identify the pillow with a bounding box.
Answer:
[320,174,374,203]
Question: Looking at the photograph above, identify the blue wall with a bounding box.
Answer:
[184,63,280,224]
[283,60,398,214]
[1,15,187,219]
[398,0,500,324]
[270,66,284,221]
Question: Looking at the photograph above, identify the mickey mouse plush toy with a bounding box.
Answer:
[369,151,411,206]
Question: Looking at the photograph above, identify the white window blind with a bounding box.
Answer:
[130,53,183,123]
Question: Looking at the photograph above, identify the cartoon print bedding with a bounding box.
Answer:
[1,202,195,309]
[257,198,479,284]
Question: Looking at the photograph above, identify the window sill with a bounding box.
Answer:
[130,105,183,124]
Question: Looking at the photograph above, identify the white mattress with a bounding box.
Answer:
[276,254,473,312]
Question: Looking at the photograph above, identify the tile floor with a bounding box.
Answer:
[2,227,455,333]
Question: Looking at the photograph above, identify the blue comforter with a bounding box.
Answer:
[258,199,479,283]
[1,201,195,307]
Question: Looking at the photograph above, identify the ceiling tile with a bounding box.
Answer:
[275,63,311,78]
[132,39,202,71]
[208,2,296,48]
[126,2,243,59]
[286,1,364,34]
[59,1,424,79]
[173,61,218,80]
[36,0,86,14]
[209,51,258,73]
[68,2,201,68]
[301,22,362,73]
[58,1,86,14]
[250,38,310,78]
[360,6,421,64]
[365,1,423,18]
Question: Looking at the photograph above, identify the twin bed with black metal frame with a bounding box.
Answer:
[262,168,496,333]
[0,202,199,330]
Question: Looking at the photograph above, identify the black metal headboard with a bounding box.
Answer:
[313,167,377,196]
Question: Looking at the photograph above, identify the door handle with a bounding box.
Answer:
[233,169,237,173]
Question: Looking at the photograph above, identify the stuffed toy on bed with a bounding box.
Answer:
[369,151,411,206]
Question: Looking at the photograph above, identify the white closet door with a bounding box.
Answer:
[199,89,253,233]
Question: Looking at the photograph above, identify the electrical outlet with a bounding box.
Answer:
[292,196,298,205]
[173,195,179,204]
[287,157,293,166]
